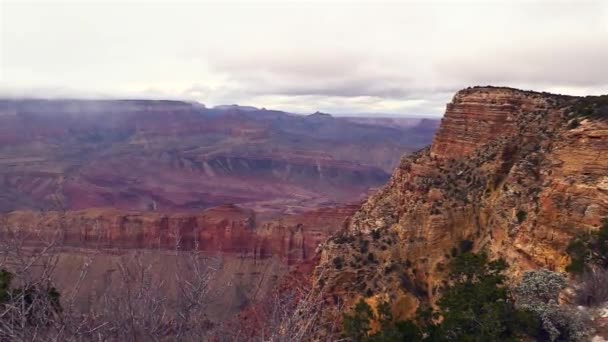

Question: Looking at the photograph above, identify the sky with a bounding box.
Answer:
[1,0,607,117]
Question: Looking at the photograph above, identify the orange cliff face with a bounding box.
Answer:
[316,86,608,319]
[2,204,357,265]
[430,87,568,158]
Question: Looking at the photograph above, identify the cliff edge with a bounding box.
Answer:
[317,86,608,319]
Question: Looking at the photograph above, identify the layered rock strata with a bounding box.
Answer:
[317,87,608,319]
[2,204,357,265]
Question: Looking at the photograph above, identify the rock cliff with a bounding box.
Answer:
[2,204,357,265]
[317,86,608,319]
[0,204,357,321]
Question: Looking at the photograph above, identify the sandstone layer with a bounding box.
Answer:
[2,204,357,265]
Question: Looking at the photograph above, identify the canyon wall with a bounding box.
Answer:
[317,87,608,319]
[1,204,356,320]
[3,204,356,265]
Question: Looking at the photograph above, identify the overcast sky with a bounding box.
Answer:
[1,0,607,116]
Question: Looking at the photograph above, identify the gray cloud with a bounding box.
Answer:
[434,38,608,89]
[1,1,607,116]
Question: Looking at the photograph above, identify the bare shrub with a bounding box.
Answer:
[0,210,338,341]
[210,265,342,342]
[260,278,325,341]
[514,269,567,305]
[576,267,608,307]
[514,269,591,342]
[0,213,221,341]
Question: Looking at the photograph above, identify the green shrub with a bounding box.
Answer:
[367,252,376,263]
[342,253,545,341]
[566,218,608,273]
[516,210,527,224]
[343,299,374,341]
[458,239,474,253]
[333,257,344,270]
[342,298,423,342]
[430,252,535,341]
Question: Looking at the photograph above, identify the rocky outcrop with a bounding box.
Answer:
[2,204,357,265]
[430,87,564,158]
[317,87,608,319]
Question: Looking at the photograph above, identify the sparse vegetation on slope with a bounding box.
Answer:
[341,252,592,341]
[316,87,608,339]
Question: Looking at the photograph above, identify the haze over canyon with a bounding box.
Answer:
[1,1,607,341]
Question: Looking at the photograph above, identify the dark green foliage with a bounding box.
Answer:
[516,210,527,224]
[446,251,507,283]
[566,218,608,273]
[450,247,458,258]
[0,269,14,302]
[333,257,344,270]
[377,300,392,328]
[566,237,588,274]
[391,321,423,341]
[458,239,474,254]
[598,218,608,258]
[360,239,370,254]
[0,269,62,326]
[333,234,354,244]
[430,253,536,341]
[374,318,423,341]
[342,299,423,342]
[342,253,543,341]
[343,299,374,341]
[367,252,376,263]
[569,95,608,121]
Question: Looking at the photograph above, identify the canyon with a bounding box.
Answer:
[0,98,437,321]
[0,99,437,214]
[3,87,607,336]
[316,86,608,325]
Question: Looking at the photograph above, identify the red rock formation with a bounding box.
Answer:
[317,87,608,321]
[431,87,564,158]
[2,204,357,265]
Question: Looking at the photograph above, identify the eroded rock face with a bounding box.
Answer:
[0,204,357,321]
[431,87,560,158]
[2,204,357,265]
[317,87,608,319]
